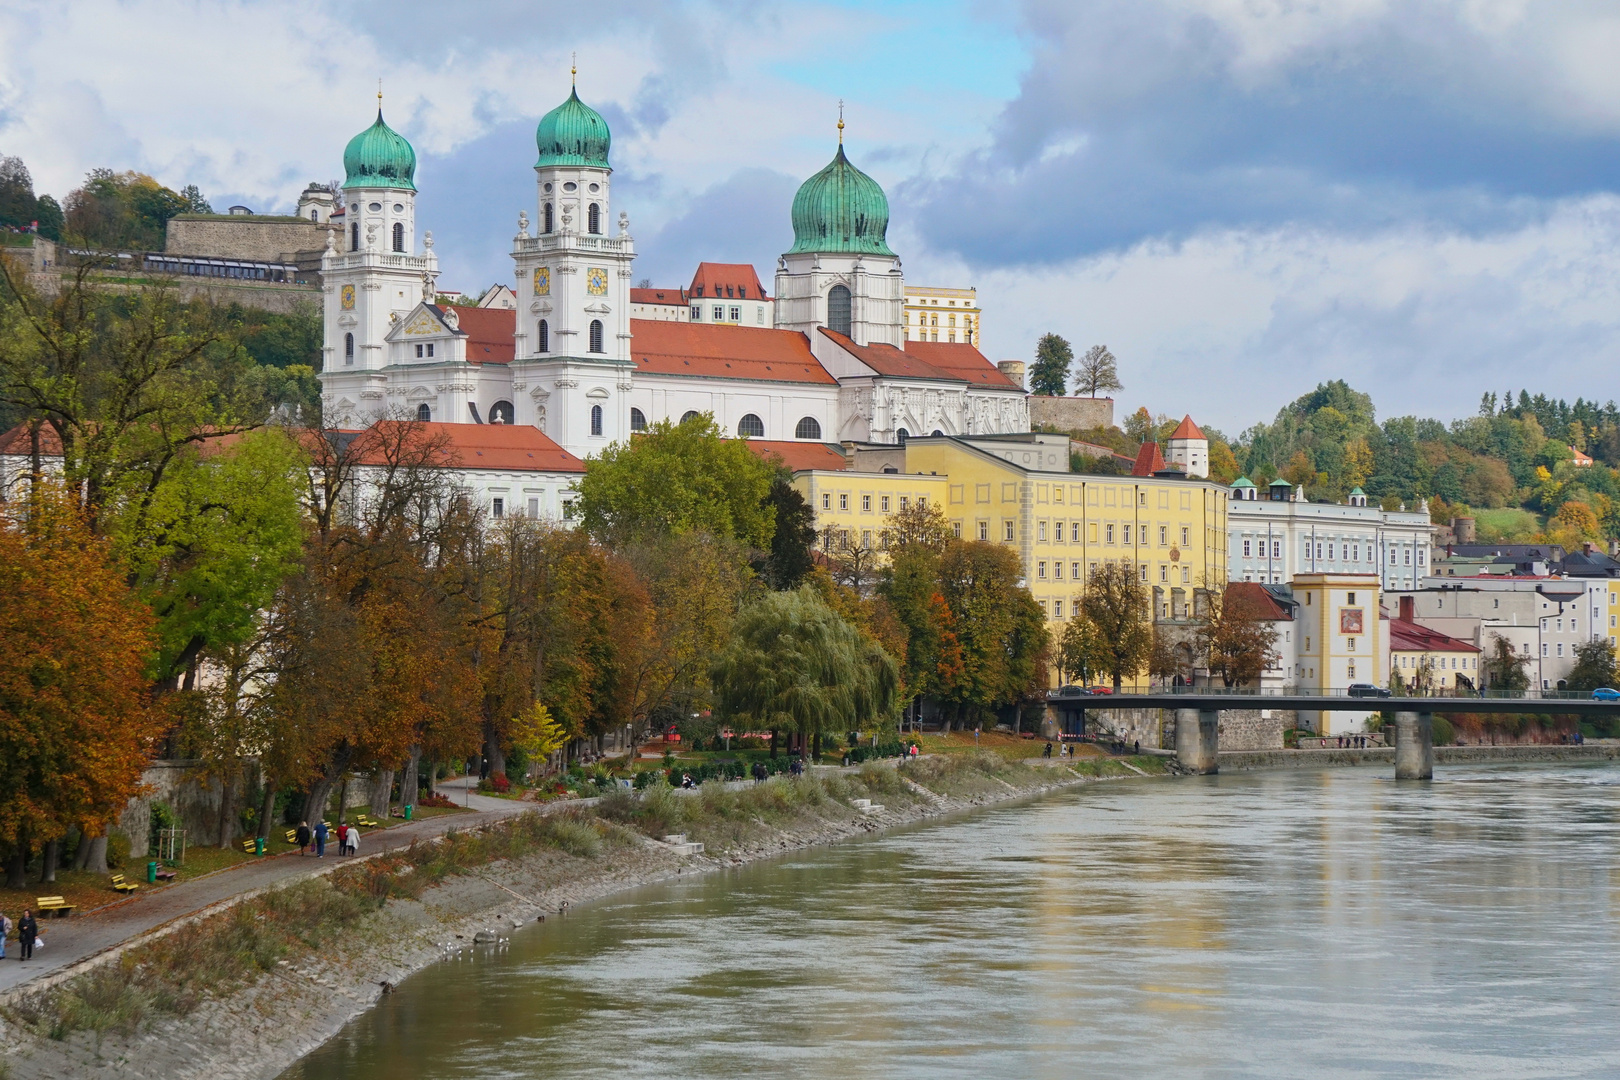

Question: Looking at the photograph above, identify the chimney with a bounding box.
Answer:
[1399,595,1414,622]
[997,360,1026,389]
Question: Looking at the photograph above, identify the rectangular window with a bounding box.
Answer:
[1182,567,1190,583]
[1089,561,1098,578]
[1243,540,1252,557]
[862,494,871,511]
[1123,524,1133,545]
[1072,561,1082,580]
[979,521,989,541]
[900,497,910,510]
[881,495,891,513]
[1139,564,1148,582]
[1054,561,1063,580]
[1055,520,1065,543]
[839,493,848,510]
[491,498,504,518]
[861,530,872,549]
[527,497,541,517]
[712,306,724,320]
[1159,565,1168,583]
[1328,544,1334,560]
[1182,527,1190,547]
[426,343,434,357]
[1352,544,1359,562]
[729,306,741,321]
[1073,522,1082,542]
[1418,550,1426,566]
[1558,643,1564,657]
[952,521,961,537]
[1038,561,1047,579]
[1054,599,1064,618]
[1272,540,1281,558]
[1159,526,1168,546]
[1543,643,1549,657]
[415,344,424,358]
[1106,524,1115,544]
[690,305,701,321]
[1404,551,1412,565]
[1038,521,1048,542]
[1004,520,1015,542]
[821,493,831,510]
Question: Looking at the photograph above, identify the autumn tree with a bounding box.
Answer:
[936,541,1048,728]
[1198,585,1281,688]
[1056,611,1107,686]
[1081,560,1153,690]
[1566,638,1617,693]
[1481,634,1531,695]
[1029,333,1073,397]
[0,483,162,885]
[1075,344,1122,397]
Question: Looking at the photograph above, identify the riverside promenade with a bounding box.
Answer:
[0,777,528,997]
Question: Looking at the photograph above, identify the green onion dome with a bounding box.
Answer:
[535,89,612,169]
[788,144,895,256]
[342,111,416,191]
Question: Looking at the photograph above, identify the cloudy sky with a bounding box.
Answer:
[4,0,1620,434]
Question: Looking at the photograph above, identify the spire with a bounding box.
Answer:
[571,52,577,88]
[837,99,844,145]
[377,78,383,119]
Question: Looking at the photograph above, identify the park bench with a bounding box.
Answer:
[154,868,176,881]
[241,839,257,854]
[354,815,380,828]
[285,829,300,844]
[36,896,73,917]
[109,873,140,893]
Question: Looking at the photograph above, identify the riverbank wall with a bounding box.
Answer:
[1218,742,1620,772]
[0,754,1158,1080]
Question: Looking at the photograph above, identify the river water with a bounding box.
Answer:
[283,764,1620,1079]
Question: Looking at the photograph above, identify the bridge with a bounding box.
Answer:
[1051,690,1620,780]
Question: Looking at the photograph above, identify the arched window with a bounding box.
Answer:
[489,400,514,424]
[630,408,647,432]
[588,203,600,235]
[737,414,764,438]
[543,202,553,233]
[795,416,821,440]
[344,332,354,363]
[392,222,404,252]
[350,222,360,251]
[537,319,549,353]
[827,284,852,336]
[588,319,604,353]
[591,404,603,436]
[931,429,944,436]
[896,427,909,445]
[680,410,702,424]
[416,403,431,421]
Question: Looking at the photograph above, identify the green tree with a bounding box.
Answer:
[1029,333,1074,397]
[179,184,213,214]
[1566,638,1617,693]
[0,156,38,230]
[34,195,63,241]
[1056,611,1107,685]
[754,472,816,589]
[1482,634,1531,695]
[1081,560,1153,690]
[937,541,1048,727]
[577,413,777,548]
[1075,344,1122,397]
[64,169,190,250]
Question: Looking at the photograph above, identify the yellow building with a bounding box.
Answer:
[1388,617,1480,692]
[1292,572,1382,735]
[793,469,950,555]
[903,285,980,346]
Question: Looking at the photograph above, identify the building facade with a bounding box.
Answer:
[1292,572,1384,734]
[903,285,979,345]
[1228,482,1434,592]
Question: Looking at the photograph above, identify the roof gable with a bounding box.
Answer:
[451,306,515,364]
[688,262,769,301]
[386,303,462,345]
[1170,415,1205,441]
[1131,442,1166,476]
[629,320,835,384]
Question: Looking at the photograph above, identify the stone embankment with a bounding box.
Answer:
[1218,742,1620,771]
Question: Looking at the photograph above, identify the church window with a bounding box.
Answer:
[931,315,938,326]
[392,222,404,252]
[737,414,765,438]
[416,403,431,421]
[630,408,647,432]
[828,285,852,336]
[588,203,601,234]
[344,333,354,364]
[589,320,604,353]
[896,428,908,445]
[729,306,741,321]
[543,203,554,233]
[681,410,702,424]
[310,209,318,221]
[350,222,360,250]
[591,405,603,436]
[537,320,549,353]
[713,306,724,320]
[795,416,822,439]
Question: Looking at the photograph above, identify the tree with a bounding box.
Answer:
[34,195,63,241]
[880,498,956,553]
[1029,333,1074,397]
[754,472,815,589]
[179,184,212,215]
[1566,638,1617,693]
[1124,406,1154,445]
[63,169,191,250]
[1056,612,1107,686]
[936,541,1047,727]
[1075,344,1122,397]
[576,413,777,548]
[0,482,162,886]
[1081,560,1153,690]
[0,156,38,230]
[1198,586,1281,687]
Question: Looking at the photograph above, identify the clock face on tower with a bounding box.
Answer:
[533,267,550,296]
[587,267,608,295]
[340,284,355,310]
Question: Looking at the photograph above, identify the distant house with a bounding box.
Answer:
[1571,445,1594,467]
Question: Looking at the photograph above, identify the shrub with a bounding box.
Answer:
[106,830,131,869]
[416,792,456,809]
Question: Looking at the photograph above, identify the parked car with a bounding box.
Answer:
[1592,687,1620,701]
[1082,685,1114,696]
[1347,683,1391,699]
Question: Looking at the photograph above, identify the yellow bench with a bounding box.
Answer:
[36,896,73,917]
[109,873,140,893]
[354,815,380,828]
[241,839,257,853]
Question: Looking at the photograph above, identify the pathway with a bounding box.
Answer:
[0,778,534,996]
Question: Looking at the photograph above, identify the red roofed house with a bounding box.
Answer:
[317,88,1030,461]
[1165,414,1208,478]
[1131,441,1167,477]
[1389,595,1481,691]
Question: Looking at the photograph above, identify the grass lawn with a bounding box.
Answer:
[1473,507,1541,543]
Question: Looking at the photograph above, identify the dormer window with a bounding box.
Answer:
[739,287,747,298]
[694,285,704,297]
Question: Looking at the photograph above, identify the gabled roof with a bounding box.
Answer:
[745,440,848,472]
[1169,414,1205,441]
[629,320,835,384]
[820,329,956,381]
[1131,442,1166,476]
[688,262,769,301]
[1224,581,1293,621]
[0,422,64,457]
[1390,617,1480,653]
[345,421,583,473]
[903,338,1022,389]
[451,306,516,365]
[630,287,687,306]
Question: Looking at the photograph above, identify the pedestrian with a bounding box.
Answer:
[1134,739,1140,755]
[295,820,311,856]
[1043,741,1052,758]
[346,824,360,857]
[17,910,37,962]
[974,725,981,744]
[313,820,329,858]
[0,910,10,959]
[752,761,767,784]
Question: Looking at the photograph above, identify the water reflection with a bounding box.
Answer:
[284,765,1620,1079]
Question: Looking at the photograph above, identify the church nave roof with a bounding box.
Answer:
[629,320,836,385]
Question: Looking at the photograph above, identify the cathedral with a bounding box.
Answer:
[317,84,1030,462]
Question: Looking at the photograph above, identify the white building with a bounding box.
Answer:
[1164,415,1207,479]
[1228,478,1434,591]
[317,88,1029,460]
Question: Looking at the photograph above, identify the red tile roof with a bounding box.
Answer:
[0,422,64,457]
[631,287,688,306]
[903,339,1022,389]
[1390,618,1480,653]
[1223,582,1293,621]
[820,329,954,380]
[687,262,769,301]
[1131,442,1166,476]
[745,440,848,472]
[344,421,584,473]
[450,306,515,365]
[629,320,835,384]
[1170,414,1205,441]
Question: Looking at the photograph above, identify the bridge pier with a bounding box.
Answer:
[1175,709,1220,774]
[1393,711,1434,780]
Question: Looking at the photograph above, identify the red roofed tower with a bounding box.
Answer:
[1165,414,1208,478]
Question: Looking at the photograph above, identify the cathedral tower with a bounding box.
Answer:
[508,74,635,459]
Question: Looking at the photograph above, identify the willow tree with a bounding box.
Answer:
[711,588,898,759]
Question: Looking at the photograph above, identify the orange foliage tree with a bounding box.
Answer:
[0,483,162,885]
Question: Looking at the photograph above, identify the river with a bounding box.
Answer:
[282,764,1620,1079]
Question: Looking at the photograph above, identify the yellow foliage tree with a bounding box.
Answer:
[509,703,569,770]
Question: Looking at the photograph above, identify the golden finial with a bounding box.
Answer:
[571,52,577,87]
[377,79,383,108]
[837,99,845,144]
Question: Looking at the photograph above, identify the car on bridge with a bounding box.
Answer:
[1592,687,1620,701]
[1347,683,1392,699]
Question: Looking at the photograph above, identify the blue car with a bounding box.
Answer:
[1592,688,1620,701]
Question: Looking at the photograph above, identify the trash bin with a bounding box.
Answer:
[254,836,265,856]
[146,860,157,884]
[403,804,413,821]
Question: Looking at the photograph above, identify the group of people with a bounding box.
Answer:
[0,909,39,961]
[292,820,362,858]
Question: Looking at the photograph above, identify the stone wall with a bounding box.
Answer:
[1078,707,1167,749]
[1161,708,1291,752]
[1029,395,1114,433]
[165,215,336,262]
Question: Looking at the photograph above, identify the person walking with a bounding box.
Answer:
[313,820,329,858]
[345,824,360,857]
[17,910,37,961]
[295,821,311,856]
[0,910,10,959]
